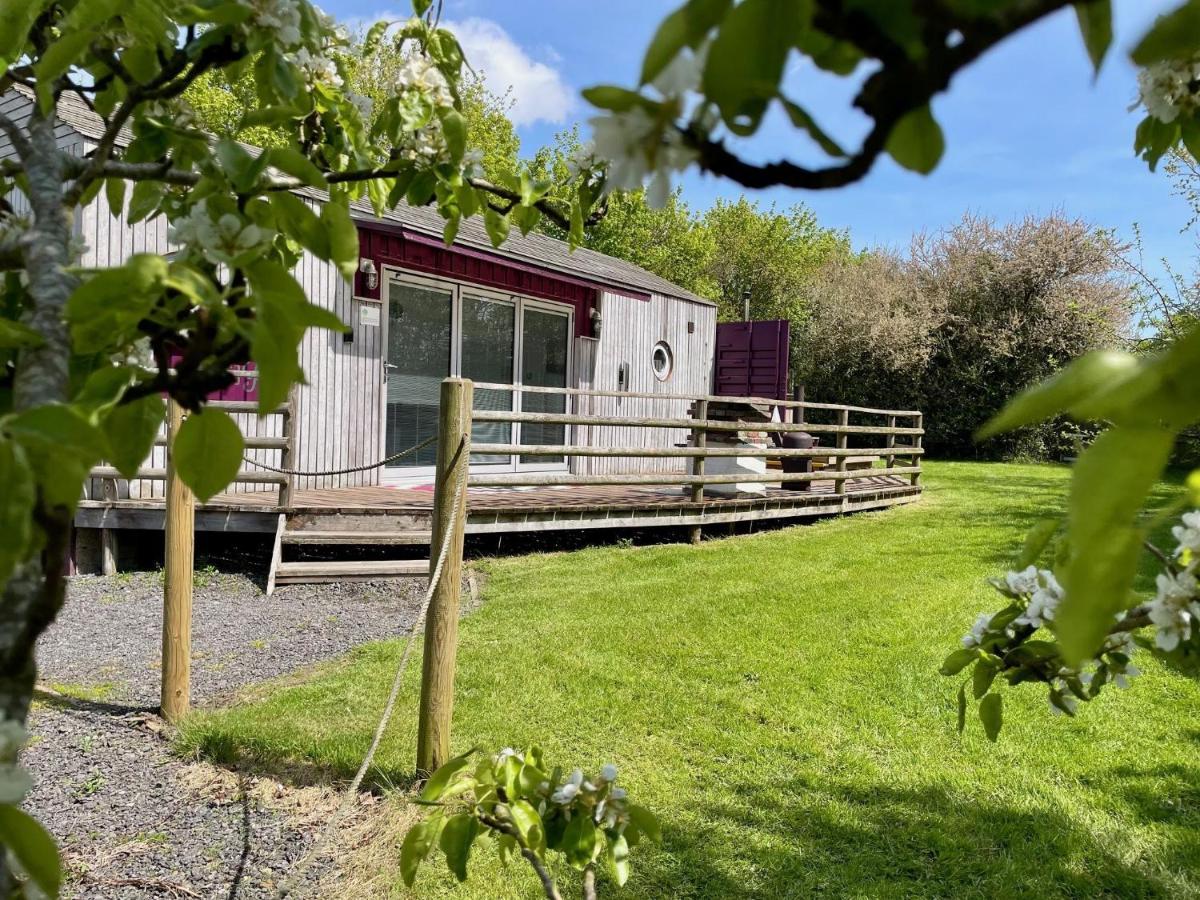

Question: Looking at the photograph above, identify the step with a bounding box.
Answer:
[273,559,430,583]
[282,530,432,546]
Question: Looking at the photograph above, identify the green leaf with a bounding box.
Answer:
[1057,427,1175,665]
[507,800,546,857]
[484,207,510,248]
[781,98,845,157]
[173,409,244,502]
[1074,0,1113,74]
[939,648,976,677]
[0,437,36,587]
[1131,0,1200,64]
[581,85,649,112]
[979,693,1003,742]
[101,394,164,479]
[399,814,442,887]
[0,0,45,70]
[267,147,327,188]
[702,0,812,133]
[216,140,268,193]
[956,682,967,734]
[420,751,474,802]
[562,810,598,869]
[627,804,661,844]
[321,200,360,280]
[6,403,105,508]
[127,180,165,223]
[977,350,1140,439]
[606,832,631,886]
[640,0,731,85]
[1135,114,1181,170]
[33,30,94,110]
[271,193,329,260]
[0,319,43,349]
[67,254,168,351]
[438,813,479,882]
[972,659,998,700]
[1016,518,1061,569]
[0,805,61,898]
[886,105,945,175]
[441,109,467,161]
[1183,119,1200,162]
[105,177,126,218]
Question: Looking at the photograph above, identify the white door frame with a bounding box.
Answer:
[378,265,575,484]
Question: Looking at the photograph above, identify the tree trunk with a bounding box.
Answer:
[0,101,77,895]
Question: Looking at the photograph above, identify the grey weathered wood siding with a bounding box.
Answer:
[573,291,716,475]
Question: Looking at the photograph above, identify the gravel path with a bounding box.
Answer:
[24,572,463,899]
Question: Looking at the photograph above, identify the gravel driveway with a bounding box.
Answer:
[24,571,461,899]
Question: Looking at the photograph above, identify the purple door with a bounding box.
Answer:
[715,320,789,400]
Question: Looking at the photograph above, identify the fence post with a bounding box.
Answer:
[835,408,849,497]
[911,413,923,487]
[688,399,708,545]
[100,477,118,575]
[162,399,194,723]
[278,385,296,508]
[417,377,473,775]
[885,414,896,469]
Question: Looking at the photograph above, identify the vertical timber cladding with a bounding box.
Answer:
[581,292,717,476]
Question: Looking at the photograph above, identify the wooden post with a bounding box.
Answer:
[417,377,472,775]
[277,386,296,508]
[835,408,849,497]
[688,399,708,545]
[911,413,923,487]
[162,400,195,723]
[100,477,118,575]
[885,414,896,469]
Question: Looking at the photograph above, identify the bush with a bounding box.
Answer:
[796,214,1132,460]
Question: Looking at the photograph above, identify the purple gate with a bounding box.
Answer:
[714,320,790,400]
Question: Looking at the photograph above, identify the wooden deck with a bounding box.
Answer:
[75,473,920,537]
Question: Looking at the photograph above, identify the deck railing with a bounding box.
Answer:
[87,371,298,506]
[466,380,923,493]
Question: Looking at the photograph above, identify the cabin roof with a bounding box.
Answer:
[17,85,713,305]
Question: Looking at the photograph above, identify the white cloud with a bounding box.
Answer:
[444,17,574,127]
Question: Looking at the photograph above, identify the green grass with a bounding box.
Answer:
[179,461,1200,898]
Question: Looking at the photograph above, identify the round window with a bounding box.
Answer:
[652,341,673,381]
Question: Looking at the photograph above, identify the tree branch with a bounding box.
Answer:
[477,813,562,900]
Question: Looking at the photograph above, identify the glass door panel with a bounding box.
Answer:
[384,280,451,472]
[519,306,570,466]
[461,294,515,466]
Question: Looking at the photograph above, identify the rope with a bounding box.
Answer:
[276,443,470,899]
[241,434,437,478]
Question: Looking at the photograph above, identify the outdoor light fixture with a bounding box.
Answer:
[590,306,603,338]
[358,257,379,290]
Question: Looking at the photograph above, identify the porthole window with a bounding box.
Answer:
[652,341,673,381]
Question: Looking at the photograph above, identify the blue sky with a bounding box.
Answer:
[329,0,1196,268]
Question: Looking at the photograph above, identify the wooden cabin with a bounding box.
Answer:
[2,88,925,582]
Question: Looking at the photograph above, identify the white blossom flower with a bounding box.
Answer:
[170,201,272,265]
[495,747,523,765]
[1015,570,1063,629]
[242,0,303,47]
[1172,510,1200,558]
[567,141,598,179]
[1004,565,1040,597]
[961,612,993,649]
[600,763,618,783]
[346,91,374,123]
[1135,56,1200,124]
[610,787,627,801]
[589,107,697,208]
[294,47,343,88]
[1148,570,1199,651]
[394,55,454,108]
[650,42,707,99]
[551,769,584,805]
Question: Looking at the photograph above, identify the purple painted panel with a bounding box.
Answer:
[715,320,789,400]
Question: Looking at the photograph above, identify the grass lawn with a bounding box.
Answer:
[179,461,1200,898]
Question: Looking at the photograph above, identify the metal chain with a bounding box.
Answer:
[276,442,470,898]
[240,434,437,478]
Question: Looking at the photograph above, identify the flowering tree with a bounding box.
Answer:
[402,748,659,900]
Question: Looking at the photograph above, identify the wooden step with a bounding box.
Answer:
[282,530,432,546]
[273,559,429,584]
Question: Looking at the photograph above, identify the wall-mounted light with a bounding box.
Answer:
[358,257,379,291]
[590,306,603,338]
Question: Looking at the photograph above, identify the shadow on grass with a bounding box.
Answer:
[658,778,1194,899]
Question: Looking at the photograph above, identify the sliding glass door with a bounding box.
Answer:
[519,305,570,467]
[383,279,451,476]
[381,271,572,481]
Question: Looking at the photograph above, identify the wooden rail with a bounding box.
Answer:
[463,381,925,509]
